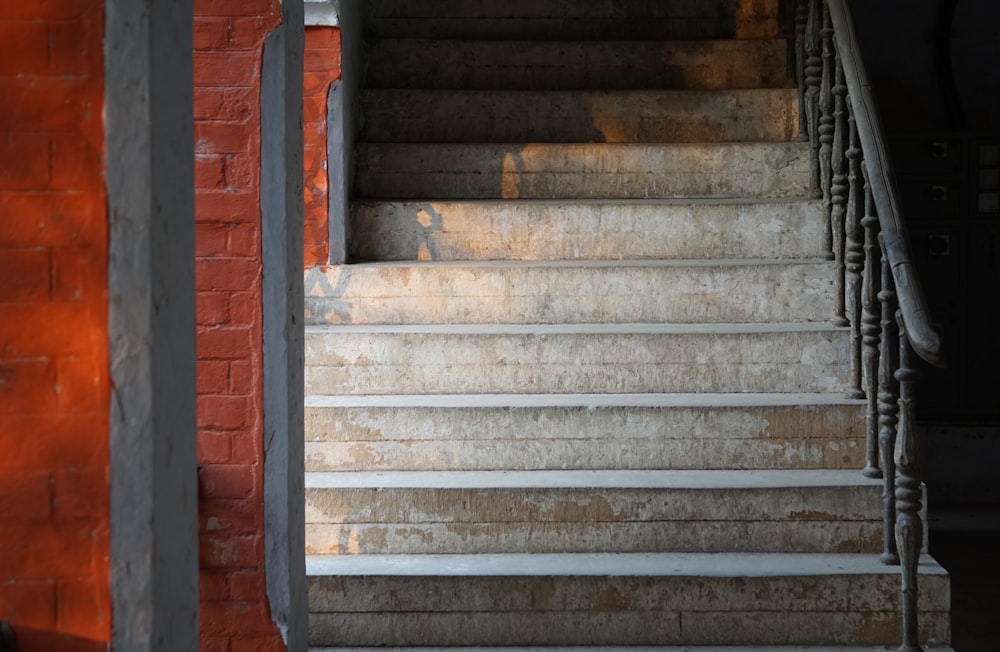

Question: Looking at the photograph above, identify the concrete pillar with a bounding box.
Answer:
[105,0,198,649]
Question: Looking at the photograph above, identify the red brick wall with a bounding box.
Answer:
[303,27,343,267]
[193,1,286,649]
[0,2,110,651]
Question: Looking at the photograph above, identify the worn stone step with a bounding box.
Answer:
[355,143,812,201]
[303,393,867,472]
[366,39,791,91]
[362,89,799,144]
[348,200,827,262]
[304,324,852,395]
[304,469,883,555]
[304,260,836,326]
[307,552,950,647]
[366,0,780,40]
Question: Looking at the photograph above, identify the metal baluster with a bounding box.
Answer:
[795,0,810,141]
[877,232,900,565]
[895,318,925,652]
[804,0,823,190]
[845,108,864,398]
[860,162,882,479]
[831,52,849,324]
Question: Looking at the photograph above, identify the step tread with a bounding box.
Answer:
[306,322,847,335]
[323,259,834,270]
[304,392,865,409]
[306,552,947,578]
[312,648,955,652]
[304,469,878,490]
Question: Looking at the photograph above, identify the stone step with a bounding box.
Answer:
[304,324,852,396]
[304,469,883,555]
[356,143,812,201]
[303,393,867,472]
[304,260,836,326]
[306,552,950,647]
[312,648,956,652]
[348,200,828,262]
[361,89,799,144]
[366,0,780,40]
[366,39,791,91]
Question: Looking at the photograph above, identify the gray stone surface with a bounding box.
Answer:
[348,200,828,262]
[355,143,812,200]
[106,1,198,649]
[361,89,798,144]
[304,324,852,395]
[304,260,836,325]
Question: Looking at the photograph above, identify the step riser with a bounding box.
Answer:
[305,521,881,556]
[308,574,948,647]
[348,201,828,262]
[362,90,798,144]
[305,263,836,326]
[356,143,812,200]
[304,330,852,395]
[366,40,791,91]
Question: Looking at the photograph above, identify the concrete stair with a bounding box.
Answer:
[305,0,950,648]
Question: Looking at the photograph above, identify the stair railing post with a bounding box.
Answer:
[877,232,900,565]
[845,108,865,398]
[831,51,849,325]
[818,2,835,254]
[804,0,823,192]
[895,318,925,652]
[860,161,882,478]
[795,0,810,140]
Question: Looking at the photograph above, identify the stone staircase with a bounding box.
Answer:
[303,0,950,648]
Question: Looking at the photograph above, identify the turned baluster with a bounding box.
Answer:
[860,163,882,478]
[895,318,925,652]
[804,0,823,189]
[831,53,849,325]
[795,0,810,141]
[818,3,835,253]
[877,232,900,565]
[845,109,864,398]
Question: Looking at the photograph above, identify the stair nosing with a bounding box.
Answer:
[305,322,849,335]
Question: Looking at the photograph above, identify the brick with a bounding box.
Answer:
[227,359,256,396]
[195,190,259,224]
[200,571,230,602]
[55,354,105,414]
[197,326,253,360]
[304,244,328,267]
[194,51,259,87]
[227,569,265,601]
[0,192,101,248]
[0,580,57,629]
[1,524,100,578]
[0,304,97,357]
[306,26,342,50]
[200,496,258,535]
[195,0,278,18]
[197,223,231,257]
[199,533,261,571]
[226,223,259,257]
[199,636,231,652]
[230,429,261,465]
[51,248,104,302]
[48,20,102,76]
[0,22,50,75]
[305,45,343,74]
[0,2,91,19]
[199,463,254,499]
[52,467,107,519]
[0,78,95,133]
[0,360,59,415]
[239,636,286,652]
[0,133,51,191]
[0,471,52,519]
[198,395,252,431]
[198,599,277,637]
[57,579,110,640]
[197,291,231,327]
[0,248,51,302]
[198,431,233,463]
[0,415,107,469]
[197,258,260,292]
[223,152,257,190]
[198,359,230,393]
[196,155,227,190]
[302,91,328,125]
[193,17,232,50]
[226,291,259,327]
[194,87,255,122]
[51,133,103,192]
[196,122,254,156]
[227,17,274,49]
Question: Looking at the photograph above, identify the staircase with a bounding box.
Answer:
[303,0,950,648]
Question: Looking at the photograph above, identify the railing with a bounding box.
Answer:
[795,1,946,650]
